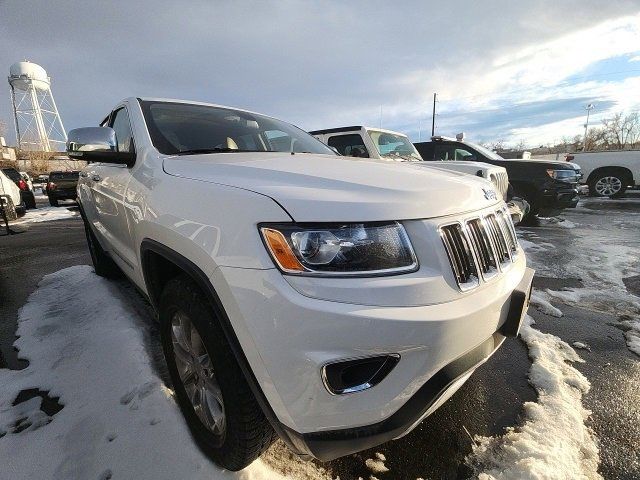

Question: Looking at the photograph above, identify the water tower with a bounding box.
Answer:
[8,61,66,151]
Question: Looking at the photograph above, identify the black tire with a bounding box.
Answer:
[25,192,36,209]
[49,197,59,207]
[82,218,121,278]
[159,275,276,471]
[588,171,627,198]
[1,197,17,221]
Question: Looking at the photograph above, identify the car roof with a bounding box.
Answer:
[134,97,273,120]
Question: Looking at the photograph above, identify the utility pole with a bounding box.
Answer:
[431,93,437,137]
[582,103,594,151]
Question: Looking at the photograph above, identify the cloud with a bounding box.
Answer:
[0,0,638,147]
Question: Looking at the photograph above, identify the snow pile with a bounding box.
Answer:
[365,452,389,474]
[619,318,640,357]
[466,316,600,480]
[530,290,563,318]
[572,342,591,352]
[0,265,290,480]
[15,206,78,224]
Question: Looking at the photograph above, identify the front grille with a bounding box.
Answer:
[490,171,509,200]
[440,207,519,290]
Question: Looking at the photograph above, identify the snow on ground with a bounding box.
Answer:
[530,290,563,318]
[572,342,591,352]
[519,209,640,357]
[14,205,78,224]
[365,452,389,474]
[0,265,293,480]
[466,316,600,480]
[618,318,640,357]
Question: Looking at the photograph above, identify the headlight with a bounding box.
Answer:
[546,169,578,183]
[260,222,418,276]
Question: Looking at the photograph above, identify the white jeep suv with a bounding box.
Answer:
[68,98,534,471]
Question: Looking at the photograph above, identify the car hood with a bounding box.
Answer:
[163,152,501,222]
[417,160,504,173]
[502,158,581,170]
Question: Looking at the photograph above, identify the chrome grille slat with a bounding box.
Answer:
[439,223,479,290]
[496,208,518,257]
[485,213,510,265]
[466,218,498,278]
[440,207,520,291]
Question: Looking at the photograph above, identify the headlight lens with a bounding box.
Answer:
[546,169,578,183]
[260,222,418,276]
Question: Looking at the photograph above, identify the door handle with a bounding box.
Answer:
[92,174,102,182]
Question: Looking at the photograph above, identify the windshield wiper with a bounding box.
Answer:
[176,147,243,155]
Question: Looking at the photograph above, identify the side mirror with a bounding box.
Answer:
[67,127,135,166]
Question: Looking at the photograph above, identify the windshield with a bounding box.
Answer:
[368,130,422,160]
[140,101,335,156]
[2,168,21,182]
[463,141,504,160]
[367,130,422,161]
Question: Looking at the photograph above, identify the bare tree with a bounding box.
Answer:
[599,112,640,150]
[491,139,505,152]
[514,139,527,151]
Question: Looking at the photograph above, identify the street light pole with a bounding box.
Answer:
[583,103,594,151]
[431,93,437,137]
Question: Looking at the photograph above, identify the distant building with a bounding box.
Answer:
[0,137,17,161]
[496,149,531,160]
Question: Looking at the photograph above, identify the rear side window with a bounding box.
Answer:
[414,142,435,160]
[434,144,454,160]
[327,134,369,158]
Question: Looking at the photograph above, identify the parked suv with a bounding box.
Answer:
[68,98,533,470]
[0,169,26,220]
[46,171,80,206]
[415,135,582,218]
[1,167,36,209]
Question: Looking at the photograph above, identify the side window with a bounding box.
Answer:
[327,134,369,158]
[110,108,135,153]
[453,148,475,160]
[434,144,453,160]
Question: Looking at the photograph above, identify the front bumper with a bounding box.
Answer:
[49,189,77,200]
[539,183,579,215]
[214,253,532,460]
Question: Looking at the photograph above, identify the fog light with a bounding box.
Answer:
[321,354,399,395]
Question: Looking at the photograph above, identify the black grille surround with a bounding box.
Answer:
[439,206,519,291]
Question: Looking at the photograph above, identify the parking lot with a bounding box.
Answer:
[0,192,639,479]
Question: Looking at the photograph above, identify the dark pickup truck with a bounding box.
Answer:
[414,136,582,219]
[47,171,80,207]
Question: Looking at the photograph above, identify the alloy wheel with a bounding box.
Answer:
[594,176,622,196]
[171,311,226,438]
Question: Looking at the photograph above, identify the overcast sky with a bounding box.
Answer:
[1,0,639,147]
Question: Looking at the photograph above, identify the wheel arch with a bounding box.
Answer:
[587,166,634,186]
[138,238,301,454]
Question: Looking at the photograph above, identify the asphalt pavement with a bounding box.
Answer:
[0,192,638,479]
